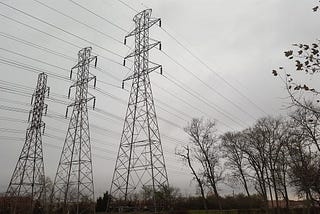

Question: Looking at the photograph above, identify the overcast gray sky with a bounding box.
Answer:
[0,0,319,198]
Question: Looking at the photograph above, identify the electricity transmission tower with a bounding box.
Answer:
[6,72,49,213]
[51,47,97,214]
[109,9,169,212]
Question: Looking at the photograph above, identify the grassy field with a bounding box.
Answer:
[99,208,320,214]
[189,210,266,214]
[188,209,319,214]
[189,210,239,214]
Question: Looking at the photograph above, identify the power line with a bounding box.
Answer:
[113,0,138,13]
[0,12,124,67]
[2,80,187,149]
[0,47,119,89]
[163,74,241,130]
[0,13,80,49]
[67,0,128,33]
[152,82,213,119]
[160,27,269,116]
[0,1,123,58]
[0,30,241,130]
[0,116,27,123]
[0,32,128,87]
[0,128,25,134]
[121,0,269,116]
[0,135,189,176]
[0,31,127,88]
[0,89,187,148]
[0,33,194,122]
[1,74,187,136]
[0,87,32,98]
[0,56,234,131]
[50,0,251,129]
[0,74,185,133]
[0,101,184,162]
[0,32,75,61]
[0,114,179,159]
[0,56,71,82]
[112,0,269,122]
[0,10,246,130]
[31,0,124,45]
[0,97,31,107]
[0,136,115,161]
[161,50,257,122]
[0,79,71,103]
[0,104,29,114]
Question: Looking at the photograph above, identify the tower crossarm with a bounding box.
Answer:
[122,62,162,83]
[124,13,161,41]
[124,41,161,60]
[71,55,97,71]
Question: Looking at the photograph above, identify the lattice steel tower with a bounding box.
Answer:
[109,9,169,211]
[51,47,97,214]
[6,72,49,212]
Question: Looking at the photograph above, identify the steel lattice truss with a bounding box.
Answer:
[6,72,49,210]
[110,9,169,211]
[51,47,97,214]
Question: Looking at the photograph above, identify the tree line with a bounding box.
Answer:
[176,102,320,211]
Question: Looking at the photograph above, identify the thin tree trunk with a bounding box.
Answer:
[186,147,208,211]
[282,168,289,209]
[270,169,279,209]
[239,167,250,197]
[266,170,274,209]
[197,141,222,210]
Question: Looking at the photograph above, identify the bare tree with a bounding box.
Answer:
[287,110,320,207]
[241,127,268,205]
[176,118,223,210]
[221,132,251,197]
[290,102,320,153]
[239,117,291,209]
[257,117,287,209]
[175,145,208,210]
[183,118,223,210]
[286,134,320,206]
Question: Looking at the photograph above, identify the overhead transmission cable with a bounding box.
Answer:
[31,0,125,45]
[113,0,269,117]
[0,2,249,129]
[0,34,194,121]
[0,86,187,147]
[160,27,269,115]
[0,2,123,58]
[116,0,269,116]
[67,0,128,33]
[0,14,242,129]
[60,0,255,128]
[0,12,124,67]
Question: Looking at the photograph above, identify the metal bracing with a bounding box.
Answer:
[109,9,169,212]
[6,72,49,213]
[51,47,97,214]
